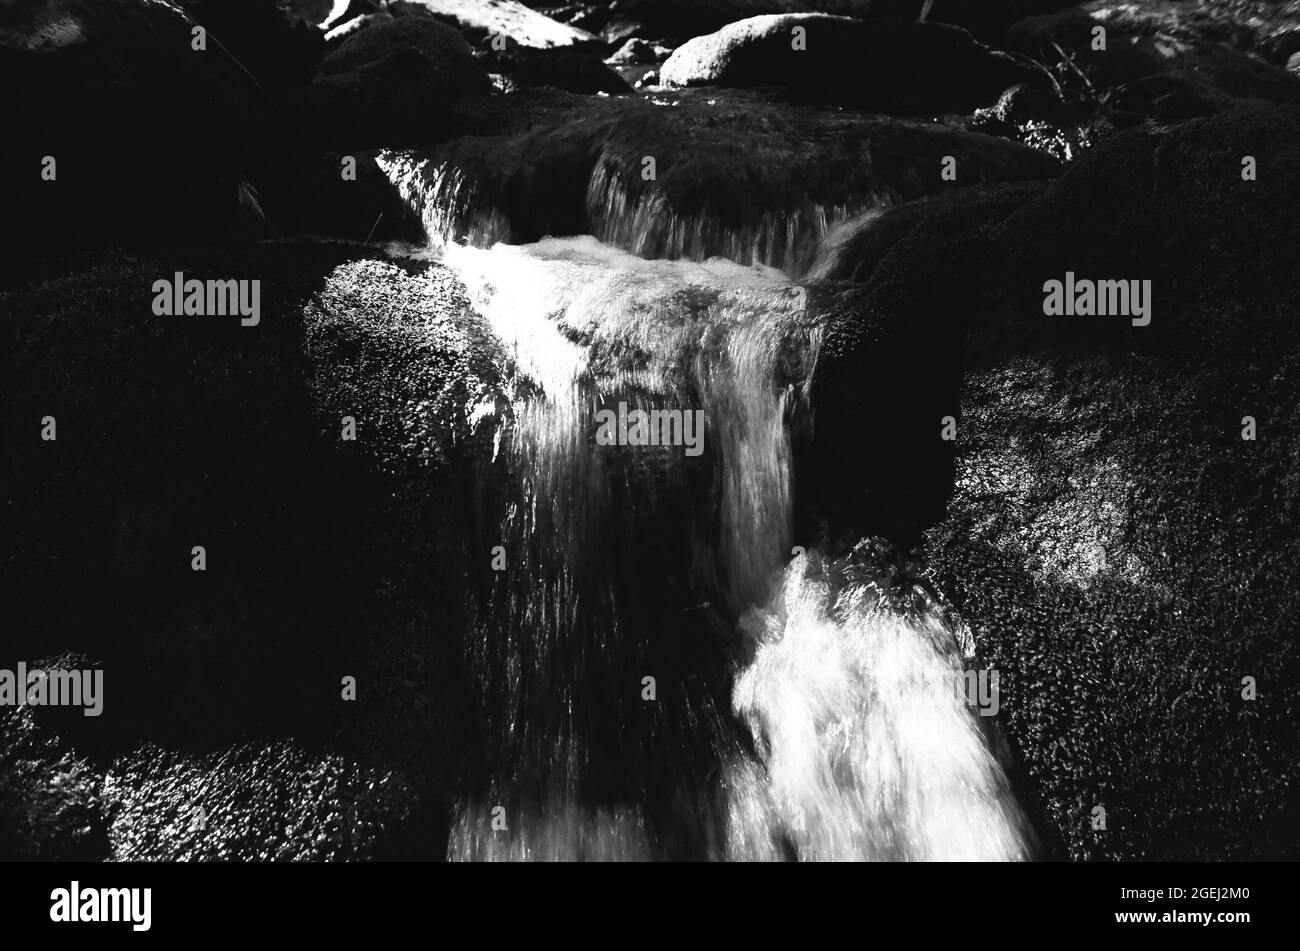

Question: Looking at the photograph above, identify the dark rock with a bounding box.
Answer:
[804,102,1300,548]
[909,104,1300,859]
[1005,6,1097,58]
[380,89,1060,273]
[1,241,504,861]
[289,17,490,148]
[105,742,428,860]
[660,15,1041,114]
[324,12,475,74]
[1008,2,1300,127]
[0,0,268,249]
[965,82,1116,161]
[484,45,632,93]
[257,150,426,242]
[1261,29,1300,64]
[798,181,1047,546]
[177,0,325,89]
[810,180,1046,282]
[0,706,107,861]
[284,0,336,26]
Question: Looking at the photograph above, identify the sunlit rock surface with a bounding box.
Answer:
[389,0,598,48]
[659,14,1038,113]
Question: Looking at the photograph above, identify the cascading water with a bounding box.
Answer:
[411,234,1031,861]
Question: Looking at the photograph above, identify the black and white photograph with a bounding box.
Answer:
[1,0,1296,930]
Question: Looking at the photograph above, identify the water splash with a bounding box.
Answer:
[424,235,1029,860]
[726,544,1032,861]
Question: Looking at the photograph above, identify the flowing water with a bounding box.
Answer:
[397,186,1030,859]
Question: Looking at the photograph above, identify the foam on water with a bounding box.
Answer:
[426,235,1029,860]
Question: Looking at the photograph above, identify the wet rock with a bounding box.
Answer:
[808,101,1300,537]
[0,0,267,249]
[1,242,503,858]
[286,0,337,26]
[483,44,633,93]
[389,0,598,48]
[810,180,1047,282]
[379,89,1059,273]
[965,83,1116,161]
[104,743,427,860]
[288,16,491,148]
[1005,6,1097,58]
[1007,2,1300,127]
[799,279,965,549]
[803,104,1300,857]
[660,15,1040,114]
[0,706,107,861]
[606,36,659,65]
[177,0,326,89]
[258,150,426,242]
[324,12,475,74]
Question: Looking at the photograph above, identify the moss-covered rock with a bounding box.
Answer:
[806,103,1300,857]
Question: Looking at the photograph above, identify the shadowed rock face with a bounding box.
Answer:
[1005,1,1300,127]
[282,15,491,149]
[804,103,1300,857]
[809,180,1046,283]
[0,0,268,249]
[0,242,504,860]
[323,11,476,76]
[660,14,1041,113]
[378,89,1060,275]
[176,0,325,89]
[480,45,634,95]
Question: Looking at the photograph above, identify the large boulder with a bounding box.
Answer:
[0,0,268,249]
[480,44,633,94]
[176,0,325,89]
[660,15,1041,113]
[0,700,107,861]
[1006,2,1300,127]
[379,89,1060,274]
[286,16,491,148]
[810,180,1046,282]
[323,12,479,75]
[104,743,427,860]
[804,103,1300,858]
[286,0,336,26]
[0,241,506,859]
[388,0,598,48]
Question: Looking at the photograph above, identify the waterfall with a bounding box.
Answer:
[417,234,1028,860]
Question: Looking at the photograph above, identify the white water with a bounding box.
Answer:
[419,235,1029,861]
